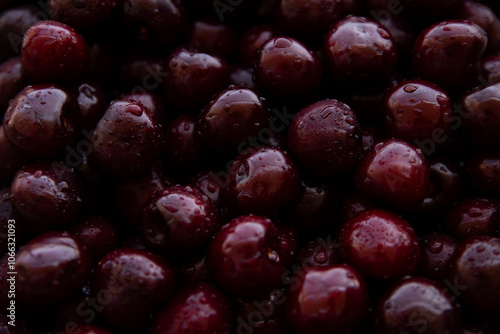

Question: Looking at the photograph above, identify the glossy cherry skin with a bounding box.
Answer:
[235,289,290,334]
[140,186,218,254]
[355,139,430,210]
[466,154,500,196]
[90,99,164,175]
[239,25,278,66]
[208,215,297,298]
[225,147,301,216]
[456,1,500,55]
[288,99,362,177]
[278,0,342,38]
[417,159,463,216]
[91,248,176,333]
[447,197,499,240]
[10,163,83,232]
[121,91,166,123]
[282,180,339,233]
[14,232,92,307]
[0,57,26,113]
[418,232,458,281]
[187,20,236,60]
[254,36,322,100]
[73,80,108,129]
[0,126,27,183]
[461,82,500,149]
[296,239,339,268]
[21,21,88,83]
[374,277,461,334]
[323,16,398,86]
[448,237,500,317]
[72,215,119,263]
[0,5,40,62]
[286,264,369,334]
[412,21,487,92]
[113,161,172,229]
[384,79,453,144]
[121,0,186,47]
[197,87,270,152]
[151,282,232,334]
[164,48,229,112]
[49,0,118,32]
[163,115,207,173]
[339,209,420,280]
[3,84,79,159]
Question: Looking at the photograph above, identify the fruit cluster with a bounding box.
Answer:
[0,0,500,333]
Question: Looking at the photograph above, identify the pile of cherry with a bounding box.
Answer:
[0,0,500,333]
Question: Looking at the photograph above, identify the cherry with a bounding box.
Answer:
[446,197,499,240]
[208,215,297,298]
[91,248,176,333]
[72,215,119,263]
[418,232,458,281]
[21,21,89,83]
[0,57,26,113]
[151,282,232,334]
[286,264,369,334]
[339,209,420,280]
[288,99,362,177]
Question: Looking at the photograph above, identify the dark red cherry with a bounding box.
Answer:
[355,139,430,210]
[447,197,499,240]
[191,171,230,222]
[278,0,342,38]
[254,36,322,100]
[418,232,458,281]
[283,180,339,233]
[461,82,500,149]
[466,154,500,196]
[288,99,362,177]
[113,161,172,229]
[412,20,487,92]
[374,277,461,334]
[10,163,83,233]
[0,126,27,183]
[120,0,186,47]
[226,147,301,216]
[0,57,26,113]
[140,186,218,254]
[164,48,229,112]
[187,20,236,60]
[73,80,108,129]
[163,115,207,173]
[448,237,500,317]
[208,215,297,298]
[286,264,369,334]
[481,54,500,83]
[21,21,89,83]
[91,248,176,333]
[121,91,166,123]
[72,215,119,263]
[151,282,232,334]
[14,232,92,307]
[339,209,420,280]
[3,84,79,159]
[417,159,463,216]
[90,99,164,175]
[49,0,118,33]
[456,1,500,55]
[239,25,278,67]
[197,87,270,152]
[384,79,453,144]
[323,16,398,86]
